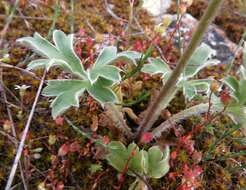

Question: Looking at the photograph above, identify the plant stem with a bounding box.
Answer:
[151,103,211,138]
[5,71,46,190]
[0,0,19,47]
[0,69,28,190]
[136,0,224,141]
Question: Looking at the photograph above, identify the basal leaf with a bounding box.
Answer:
[182,81,197,100]
[142,57,171,78]
[116,51,142,65]
[87,78,118,105]
[42,80,89,118]
[238,80,246,105]
[184,43,219,79]
[53,30,86,77]
[106,141,128,172]
[224,76,239,92]
[17,32,60,58]
[17,30,86,78]
[89,48,140,84]
[88,65,121,84]
[94,46,117,66]
[127,143,145,175]
[243,48,246,68]
[147,146,170,178]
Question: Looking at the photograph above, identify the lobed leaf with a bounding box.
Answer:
[106,141,170,178]
[87,78,118,105]
[184,43,219,79]
[147,146,170,178]
[17,30,86,78]
[142,57,171,79]
[42,80,89,118]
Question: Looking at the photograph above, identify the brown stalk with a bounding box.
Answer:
[136,0,225,141]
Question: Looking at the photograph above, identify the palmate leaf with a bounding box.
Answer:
[146,146,170,179]
[106,141,170,178]
[141,57,171,80]
[17,30,86,78]
[88,47,142,83]
[181,79,211,100]
[42,80,89,118]
[43,78,118,118]
[87,78,118,105]
[224,76,246,104]
[184,43,219,79]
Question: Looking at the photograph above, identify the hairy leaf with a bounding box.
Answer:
[106,141,170,178]
[17,30,86,78]
[184,43,219,79]
[87,78,118,105]
[42,80,89,118]
[142,57,171,79]
[147,146,170,178]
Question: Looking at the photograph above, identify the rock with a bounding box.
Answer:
[162,13,238,64]
[141,0,172,17]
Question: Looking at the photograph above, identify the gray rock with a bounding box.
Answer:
[162,13,238,64]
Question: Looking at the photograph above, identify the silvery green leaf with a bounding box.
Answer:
[52,30,86,77]
[94,46,117,66]
[106,141,128,172]
[17,30,86,78]
[147,146,170,179]
[224,76,239,92]
[239,65,246,80]
[182,81,197,100]
[181,79,211,100]
[224,76,241,101]
[142,57,171,78]
[184,43,219,79]
[188,79,211,93]
[89,48,140,83]
[87,78,118,105]
[27,58,72,71]
[116,51,142,65]
[42,80,89,118]
[238,80,246,105]
[127,143,145,175]
[17,32,60,58]
[88,65,121,84]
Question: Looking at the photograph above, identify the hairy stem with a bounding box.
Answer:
[105,104,134,138]
[136,0,224,141]
[151,103,210,138]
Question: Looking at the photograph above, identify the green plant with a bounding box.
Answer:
[107,141,169,188]
[142,43,219,100]
[17,30,141,118]
[136,0,224,140]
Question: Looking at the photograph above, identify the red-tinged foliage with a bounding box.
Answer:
[69,141,81,153]
[55,116,64,126]
[171,150,178,160]
[23,148,29,157]
[58,144,69,157]
[140,132,153,143]
[56,181,64,190]
[177,164,203,190]
[179,134,195,155]
[220,90,232,106]
[102,136,110,145]
[192,151,202,163]
[79,28,86,36]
